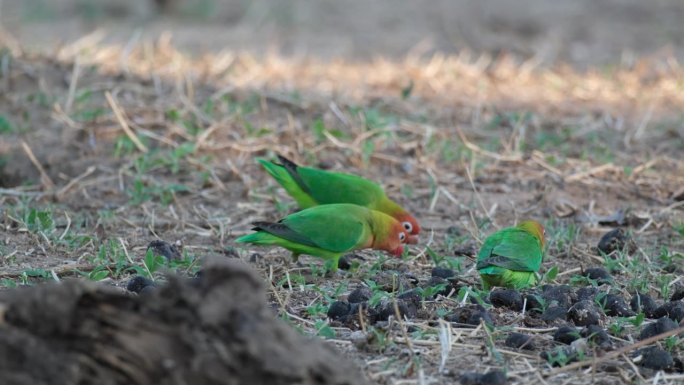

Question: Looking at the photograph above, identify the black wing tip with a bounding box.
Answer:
[276,154,299,169]
[250,221,272,231]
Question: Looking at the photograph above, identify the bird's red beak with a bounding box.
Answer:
[392,245,405,257]
[406,235,419,245]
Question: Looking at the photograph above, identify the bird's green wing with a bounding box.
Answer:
[296,166,386,208]
[278,205,370,253]
[476,229,543,272]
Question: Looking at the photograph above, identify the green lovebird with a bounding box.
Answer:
[235,203,407,271]
[258,155,421,244]
[476,220,546,290]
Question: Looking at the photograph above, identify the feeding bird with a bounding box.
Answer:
[258,155,421,244]
[476,220,546,290]
[236,203,407,271]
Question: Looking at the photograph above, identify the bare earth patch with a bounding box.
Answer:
[0,41,683,384]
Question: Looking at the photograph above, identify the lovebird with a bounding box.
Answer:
[476,220,546,290]
[258,155,421,244]
[235,203,407,271]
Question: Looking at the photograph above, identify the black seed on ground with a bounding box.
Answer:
[568,300,601,326]
[327,301,351,320]
[540,346,580,367]
[348,287,372,304]
[630,292,658,317]
[575,287,598,302]
[139,285,157,295]
[635,347,674,371]
[126,275,155,293]
[505,333,535,350]
[453,244,477,258]
[553,325,580,344]
[460,370,506,385]
[397,289,422,305]
[582,267,612,285]
[375,298,417,321]
[445,305,494,327]
[670,283,684,301]
[222,246,239,258]
[431,267,456,279]
[446,226,461,236]
[542,285,576,308]
[639,317,680,340]
[248,253,262,263]
[422,276,451,298]
[652,301,684,322]
[370,271,413,292]
[597,228,636,255]
[146,239,182,260]
[489,289,523,311]
[541,306,568,322]
[523,291,544,313]
[337,254,353,270]
[599,294,635,317]
[581,325,611,348]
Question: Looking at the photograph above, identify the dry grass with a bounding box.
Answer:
[1,33,684,384]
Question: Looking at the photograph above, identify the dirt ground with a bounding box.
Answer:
[4,0,684,66]
[1,1,684,385]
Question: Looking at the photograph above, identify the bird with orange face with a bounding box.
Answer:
[476,220,546,290]
[236,204,408,272]
[258,155,421,244]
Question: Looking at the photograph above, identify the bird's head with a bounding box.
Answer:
[376,219,408,257]
[517,220,546,249]
[395,212,421,244]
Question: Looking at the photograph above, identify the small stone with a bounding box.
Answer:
[568,300,601,326]
[635,347,674,371]
[599,294,635,317]
[582,267,612,285]
[541,306,568,322]
[630,292,658,317]
[147,239,182,260]
[581,325,611,348]
[554,325,580,344]
[490,289,524,311]
[348,287,372,304]
[652,301,684,322]
[597,228,636,255]
[327,301,351,321]
[126,275,155,293]
[431,267,456,279]
[505,333,535,350]
[639,317,680,340]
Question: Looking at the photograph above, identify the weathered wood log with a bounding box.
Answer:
[0,259,368,385]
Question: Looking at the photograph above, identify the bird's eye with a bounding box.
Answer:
[402,221,413,233]
[399,232,406,242]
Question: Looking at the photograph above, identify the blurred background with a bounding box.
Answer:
[3,0,684,67]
